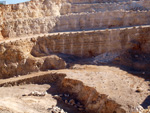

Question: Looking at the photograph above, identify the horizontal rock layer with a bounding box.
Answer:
[0,25,150,78]
[55,11,150,32]
[0,0,150,38]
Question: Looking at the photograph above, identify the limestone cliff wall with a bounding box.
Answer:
[0,26,150,78]
[64,0,130,4]
[32,26,150,57]
[0,0,150,39]
[138,0,150,9]
[0,0,62,38]
[60,1,149,15]
[54,11,150,32]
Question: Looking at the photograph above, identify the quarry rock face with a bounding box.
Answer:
[0,0,61,38]
[0,41,66,78]
[0,0,150,113]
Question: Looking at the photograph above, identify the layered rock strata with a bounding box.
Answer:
[0,0,150,38]
[0,25,150,78]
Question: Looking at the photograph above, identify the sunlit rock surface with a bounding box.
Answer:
[0,0,150,113]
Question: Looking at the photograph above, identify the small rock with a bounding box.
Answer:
[48,106,66,113]
[78,108,84,111]
[65,100,68,104]
[64,94,69,97]
[45,92,48,95]
[136,88,143,93]
[60,109,64,113]
[74,105,77,108]
[54,95,59,98]
[28,91,47,96]
[22,94,27,96]
[54,95,62,100]
[78,105,84,108]
[69,99,75,106]
[77,102,81,105]
[59,94,63,97]
[135,105,144,112]
[52,105,55,108]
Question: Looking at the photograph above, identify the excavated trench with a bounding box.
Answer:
[0,72,125,113]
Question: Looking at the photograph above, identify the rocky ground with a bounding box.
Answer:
[0,84,86,113]
[0,0,150,112]
[0,64,149,113]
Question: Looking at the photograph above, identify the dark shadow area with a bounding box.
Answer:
[107,49,150,81]
[46,83,86,113]
[141,95,150,109]
[30,32,150,81]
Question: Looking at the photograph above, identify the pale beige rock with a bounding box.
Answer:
[0,0,150,38]
[0,0,150,113]
[41,55,66,70]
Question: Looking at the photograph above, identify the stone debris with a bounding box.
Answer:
[65,100,68,104]
[53,95,62,100]
[64,94,69,97]
[59,94,63,97]
[136,87,143,93]
[53,94,85,111]
[133,105,150,113]
[133,105,144,113]
[68,99,75,105]
[23,91,47,96]
[78,108,84,111]
[48,106,67,113]
[93,51,121,64]
[64,98,85,111]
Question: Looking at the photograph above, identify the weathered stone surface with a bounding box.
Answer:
[0,25,150,78]
[0,0,62,38]
[0,0,150,113]
[0,41,66,78]
[41,55,67,70]
[0,0,150,38]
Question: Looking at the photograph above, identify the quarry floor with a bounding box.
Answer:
[0,65,150,113]
[0,84,85,113]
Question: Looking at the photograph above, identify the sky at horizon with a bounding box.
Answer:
[0,0,30,4]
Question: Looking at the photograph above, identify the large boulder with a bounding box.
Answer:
[41,55,66,71]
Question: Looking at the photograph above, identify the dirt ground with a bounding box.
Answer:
[0,84,85,113]
[0,65,149,113]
